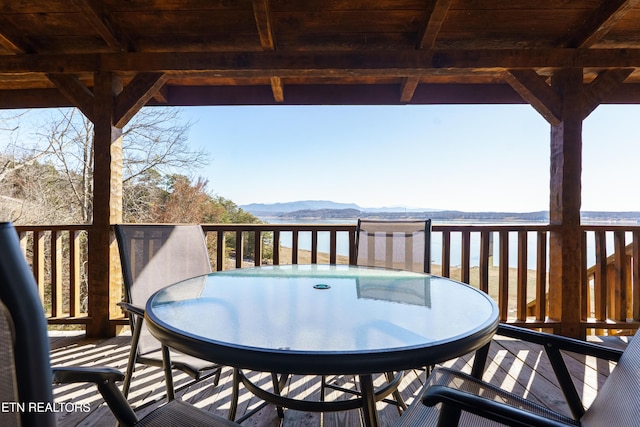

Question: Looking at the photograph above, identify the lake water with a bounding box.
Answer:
[259,217,619,269]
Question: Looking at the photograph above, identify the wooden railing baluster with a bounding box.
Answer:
[8,222,639,333]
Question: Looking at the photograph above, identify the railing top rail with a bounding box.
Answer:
[14,225,90,232]
[433,224,552,232]
[581,224,640,232]
[200,223,357,232]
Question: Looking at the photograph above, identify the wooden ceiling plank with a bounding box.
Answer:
[0,16,37,54]
[400,77,420,103]
[46,73,95,122]
[583,68,633,118]
[504,69,562,125]
[565,0,640,48]
[418,0,452,49]
[114,72,168,127]
[73,0,134,52]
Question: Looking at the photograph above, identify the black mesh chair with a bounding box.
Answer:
[114,224,222,400]
[355,219,432,273]
[0,221,239,427]
[395,324,639,427]
[321,219,433,412]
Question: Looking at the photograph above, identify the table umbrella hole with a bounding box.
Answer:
[313,284,331,290]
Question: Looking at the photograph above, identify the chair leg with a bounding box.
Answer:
[229,368,240,421]
[385,372,407,414]
[160,345,175,401]
[122,318,144,398]
[271,372,285,419]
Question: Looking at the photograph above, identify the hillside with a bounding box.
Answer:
[240,201,640,223]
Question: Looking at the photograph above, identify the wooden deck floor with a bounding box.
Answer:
[50,330,630,426]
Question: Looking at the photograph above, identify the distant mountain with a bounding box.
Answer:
[240,200,437,215]
[241,200,361,214]
[240,201,640,223]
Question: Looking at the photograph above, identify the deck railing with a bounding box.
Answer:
[12,222,640,335]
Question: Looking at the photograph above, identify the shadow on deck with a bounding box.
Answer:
[50,331,629,426]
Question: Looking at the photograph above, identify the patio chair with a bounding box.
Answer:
[354,219,432,273]
[321,219,433,411]
[0,221,239,427]
[395,323,638,426]
[115,224,222,400]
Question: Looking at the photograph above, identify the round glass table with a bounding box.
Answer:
[145,264,499,426]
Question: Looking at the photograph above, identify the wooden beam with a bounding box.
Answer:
[504,69,563,125]
[417,0,452,49]
[548,68,584,339]
[563,0,640,48]
[46,73,96,122]
[400,77,420,103]
[87,71,123,338]
[252,0,276,50]
[5,49,640,75]
[253,0,283,103]
[153,86,169,104]
[582,68,633,118]
[73,0,134,52]
[269,76,284,103]
[402,0,451,103]
[114,72,167,127]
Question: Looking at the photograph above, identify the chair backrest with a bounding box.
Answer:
[0,222,56,427]
[115,224,212,355]
[355,219,432,273]
[580,331,640,426]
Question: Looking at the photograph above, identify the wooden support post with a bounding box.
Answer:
[86,72,123,338]
[507,67,629,337]
[548,68,584,338]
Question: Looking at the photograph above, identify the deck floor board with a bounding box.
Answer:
[49,331,627,426]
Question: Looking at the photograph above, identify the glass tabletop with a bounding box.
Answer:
[147,265,498,357]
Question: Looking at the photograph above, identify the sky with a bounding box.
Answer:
[183,104,640,213]
[2,103,639,213]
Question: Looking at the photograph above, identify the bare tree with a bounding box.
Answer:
[1,107,210,224]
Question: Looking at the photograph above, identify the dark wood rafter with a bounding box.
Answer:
[114,72,168,127]
[582,68,634,118]
[503,69,563,126]
[402,0,451,103]
[252,0,275,50]
[72,0,134,52]
[400,77,420,103]
[562,0,640,48]
[252,0,283,103]
[0,16,36,54]
[46,72,169,127]
[417,0,452,50]
[46,73,96,122]
[269,76,284,103]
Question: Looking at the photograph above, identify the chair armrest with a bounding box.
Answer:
[420,368,578,427]
[52,366,124,384]
[497,323,624,419]
[52,367,138,426]
[117,301,145,318]
[498,324,624,361]
[422,385,573,427]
